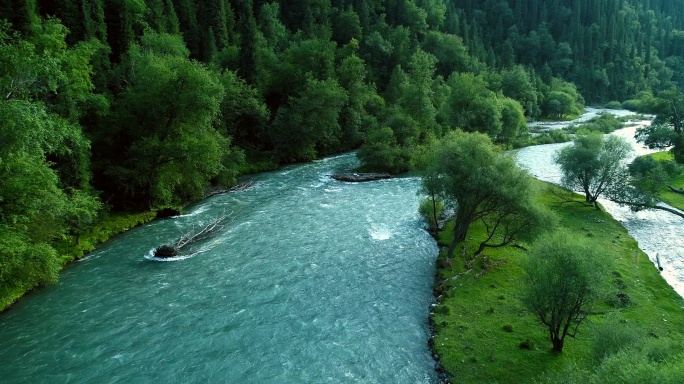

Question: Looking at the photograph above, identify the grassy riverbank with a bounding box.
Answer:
[431,180,684,383]
[0,210,157,312]
[54,211,158,262]
[645,151,684,211]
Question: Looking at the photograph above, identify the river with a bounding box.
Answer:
[515,111,684,297]
[3,109,681,383]
[0,153,438,383]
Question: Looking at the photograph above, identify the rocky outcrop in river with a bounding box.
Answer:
[331,172,391,182]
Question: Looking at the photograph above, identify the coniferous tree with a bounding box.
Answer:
[0,0,37,35]
[236,0,258,84]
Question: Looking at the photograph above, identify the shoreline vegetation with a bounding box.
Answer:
[428,179,684,383]
[645,152,684,211]
[0,211,157,312]
[0,184,254,312]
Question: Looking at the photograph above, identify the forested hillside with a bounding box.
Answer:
[453,0,684,101]
[1,0,683,303]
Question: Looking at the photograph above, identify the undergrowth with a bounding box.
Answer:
[431,180,684,383]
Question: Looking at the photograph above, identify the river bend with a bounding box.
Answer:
[516,117,684,297]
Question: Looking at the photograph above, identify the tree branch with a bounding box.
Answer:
[667,185,684,195]
[610,200,684,219]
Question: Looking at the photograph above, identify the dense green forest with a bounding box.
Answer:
[1,1,684,305]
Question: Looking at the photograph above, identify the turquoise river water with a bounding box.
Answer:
[0,153,438,383]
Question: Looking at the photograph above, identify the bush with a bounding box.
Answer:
[519,339,534,350]
[605,101,623,109]
[435,305,451,315]
[419,197,444,230]
[607,290,631,308]
[591,322,642,363]
[641,338,680,363]
[569,113,623,134]
[621,99,643,112]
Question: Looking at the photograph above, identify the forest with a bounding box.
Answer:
[1,0,684,319]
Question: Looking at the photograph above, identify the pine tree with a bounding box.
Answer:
[236,0,258,84]
[0,0,37,35]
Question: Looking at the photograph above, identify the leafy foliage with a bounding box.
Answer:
[636,90,684,163]
[97,32,232,208]
[522,231,611,352]
[0,19,102,302]
[555,133,633,209]
[421,130,553,258]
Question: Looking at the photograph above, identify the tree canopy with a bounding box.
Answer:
[421,130,553,258]
[555,133,633,209]
[635,90,684,163]
[523,231,611,352]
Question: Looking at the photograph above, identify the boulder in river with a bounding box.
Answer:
[331,172,391,182]
[154,245,178,258]
[156,208,181,218]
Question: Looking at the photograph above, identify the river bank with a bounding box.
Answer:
[0,152,438,383]
[0,210,158,312]
[429,110,684,381]
[0,184,254,312]
[429,180,684,383]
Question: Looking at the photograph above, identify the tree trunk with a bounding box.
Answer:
[447,220,469,259]
[431,195,438,230]
[668,185,684,195]
[584,185,591,202]
[551,336,564,352]
[475,242,487,256]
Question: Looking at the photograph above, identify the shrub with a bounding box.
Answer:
[591,322,642,363]
[519,339,534,350]
[621,99,643,112]
[435,305,451,315]
[607,291,631,308]
[605,101,623,109]
[419,197,444,230]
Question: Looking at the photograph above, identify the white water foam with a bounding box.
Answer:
[172,205,210,218]
[143,240,221,262]
[369,223,392,241]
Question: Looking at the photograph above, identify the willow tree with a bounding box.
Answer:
[636,90,684,163]
[523,232,610,352]
[421,130,553,258]
[555,132,632,210]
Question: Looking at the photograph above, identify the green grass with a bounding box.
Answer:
[0,210,158,312]
[431,180,684,383]
[54,210,158,263]
[644,151,684,211]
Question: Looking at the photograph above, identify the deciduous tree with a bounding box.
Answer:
[523,232,610,352]
[102,32,230,208]
[421,130,552,258]
[270,76,347,161]
[555,133,632,210]
[635,90,684,163]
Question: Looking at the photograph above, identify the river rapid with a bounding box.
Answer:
[0,154,438,383]
[516,111,684,297]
